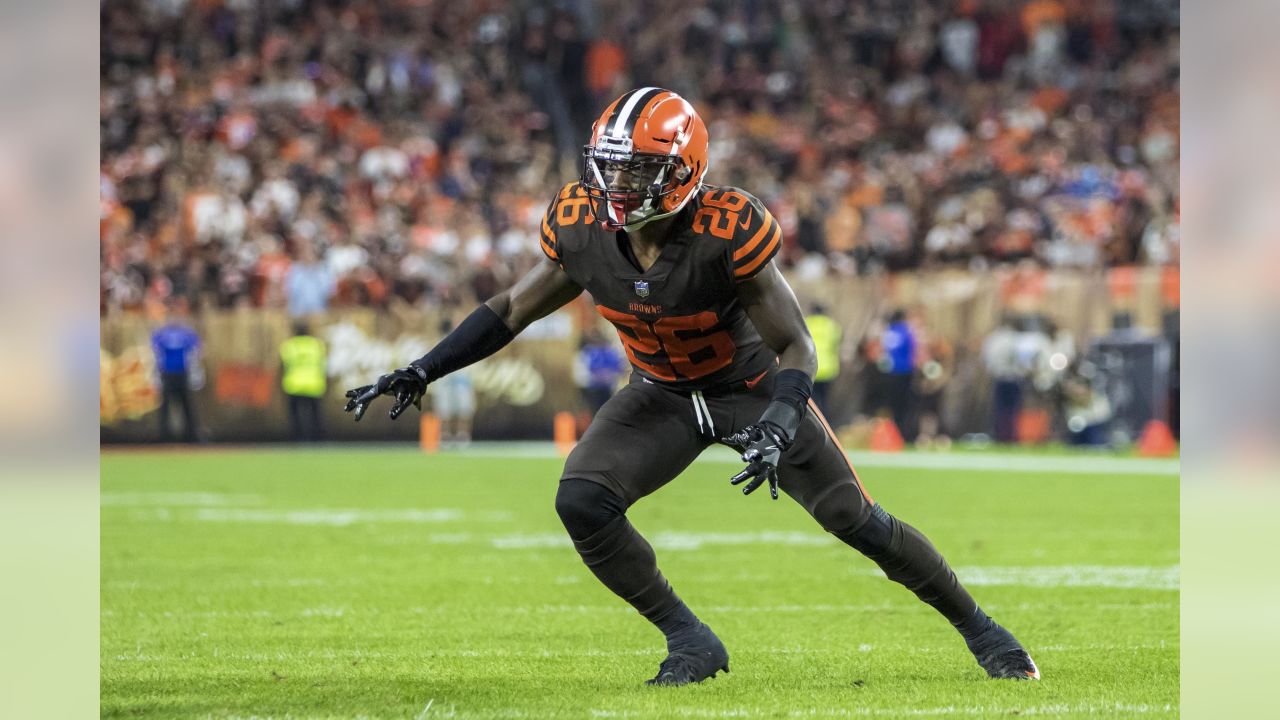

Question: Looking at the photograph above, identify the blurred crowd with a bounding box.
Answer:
[833,304,1178,449]
[101,0,1180,316]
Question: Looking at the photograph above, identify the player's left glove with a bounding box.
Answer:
[343,366,427,421]
[723,421,792,500]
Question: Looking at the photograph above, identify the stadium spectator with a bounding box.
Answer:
[804,303,842,416]
[286,240,336,318]
[1061,362,1113,447]
[432,317,477,445]
[279,321,328,442]
[150,301,202,443]
[983,313,1060,443]
[100,0,1180,317]
[878,309,918,439]
[910,307,953,450]
[982,315,1024,443]
[574,329,628,418]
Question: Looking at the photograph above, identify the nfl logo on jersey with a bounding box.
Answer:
[634,280,650,298]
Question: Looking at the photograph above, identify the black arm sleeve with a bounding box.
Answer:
[408,304,516,384]
[758,368,814,446]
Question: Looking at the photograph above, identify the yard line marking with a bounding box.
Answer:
[101,492,264,507]
[488,529,1181,590]
[491,530,835,551]
[818,451,1179,477]
[117,442,1178,476]
[949,564,1180,590]
[106,642,1174,664]
[423,442,1180,476]
[194,508,464,526]
[110,602,1174,621]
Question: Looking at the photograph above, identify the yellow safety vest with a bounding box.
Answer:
[279,335,327,397]
[806,314,842,382]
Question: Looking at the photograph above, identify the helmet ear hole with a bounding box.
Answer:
[676,165,691,182]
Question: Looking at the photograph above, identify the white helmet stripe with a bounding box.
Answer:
[610,86,660,137]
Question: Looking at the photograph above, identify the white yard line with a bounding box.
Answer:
[948,564,1180,590]
[491,530,834,551]
[100,492,265,506]
[114,442,1178,476]
[426,442,1179,476]
[193,508,464,526]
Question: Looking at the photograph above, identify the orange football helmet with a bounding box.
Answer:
[581,88,709,231]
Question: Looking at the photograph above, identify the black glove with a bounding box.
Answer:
[343,366,428,421]
[723,421,792,500]
[344,304,515,422]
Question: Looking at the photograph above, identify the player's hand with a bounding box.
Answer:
[343,367,427,421]
[722,422,790,500]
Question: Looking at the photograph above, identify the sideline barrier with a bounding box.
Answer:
[102,267,1177,443]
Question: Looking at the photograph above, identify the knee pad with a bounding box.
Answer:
[555,478,628,540]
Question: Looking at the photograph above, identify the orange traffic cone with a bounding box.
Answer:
[554,411,577,456]
[1137,419,1177,457]
[419,413,441,453]
[1016,408,1052,445]
[869,417,905,453]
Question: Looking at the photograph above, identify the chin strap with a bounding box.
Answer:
[618,180,703,232]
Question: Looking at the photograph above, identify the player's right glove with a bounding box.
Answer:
[343,304,518,422]
[343,366,428,421]
[724,421,792,500]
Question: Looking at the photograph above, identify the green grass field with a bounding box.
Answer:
[101,446,1178,719]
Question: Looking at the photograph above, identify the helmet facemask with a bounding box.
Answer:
[582,136,691,231]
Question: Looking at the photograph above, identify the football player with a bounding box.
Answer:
[344,88,1039,685]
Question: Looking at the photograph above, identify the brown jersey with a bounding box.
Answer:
[539,182,783,391]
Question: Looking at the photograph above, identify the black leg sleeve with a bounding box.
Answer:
[555,479,697,631]
[815,490,979,628]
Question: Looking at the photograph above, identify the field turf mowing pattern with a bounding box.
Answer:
[102,447,1178,719]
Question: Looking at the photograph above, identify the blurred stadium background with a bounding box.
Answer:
[98,1,1182,716]
[100,0,1180,453]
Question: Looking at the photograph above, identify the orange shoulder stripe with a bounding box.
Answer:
[540,215,559,260]
[541,212,557,241]
[733,223,780,277]
[539,234,558,261]
[731,208,776,261]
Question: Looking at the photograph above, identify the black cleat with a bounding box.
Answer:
[645,623,730,687]
[967,622,1040,680]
